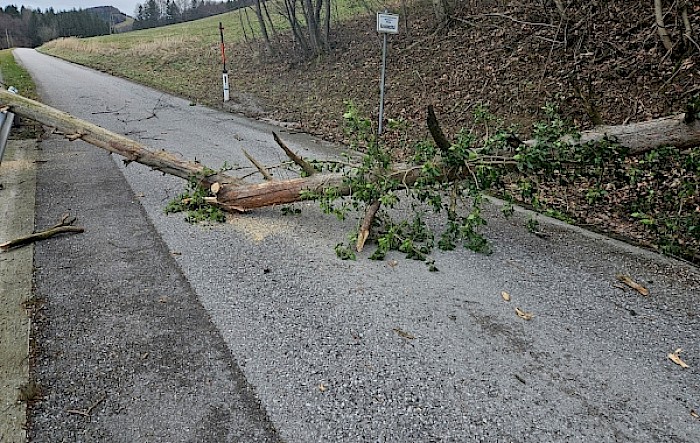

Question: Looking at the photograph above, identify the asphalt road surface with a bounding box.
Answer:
[14,48,700,442]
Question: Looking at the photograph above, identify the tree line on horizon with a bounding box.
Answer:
[133,0,253,30]
[0,5,109,48]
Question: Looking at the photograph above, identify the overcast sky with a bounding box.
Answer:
[0,1,140,16]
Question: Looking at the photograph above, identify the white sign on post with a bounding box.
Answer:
[377,13,399,34]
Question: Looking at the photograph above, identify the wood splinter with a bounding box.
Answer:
[356,200,381,252]
[0,213,84,251]
[66,131,85,141]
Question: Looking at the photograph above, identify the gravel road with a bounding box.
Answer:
[14,48,700,442]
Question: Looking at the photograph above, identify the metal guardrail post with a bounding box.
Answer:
[0,86,18,168]
[0,109,15,168]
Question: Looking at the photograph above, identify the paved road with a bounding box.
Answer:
[14,48,700,442]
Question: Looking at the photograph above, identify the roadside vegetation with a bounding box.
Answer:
[37,1,699,264]
[0,49,37,98]
[0,49,40,138]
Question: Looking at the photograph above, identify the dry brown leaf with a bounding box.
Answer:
[615,274,650,296]
[393,328,415,339]
[515,307,534,321]
[668,348,690,368]
[501,291,511,302]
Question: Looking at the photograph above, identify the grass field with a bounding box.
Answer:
[39,0,382,106]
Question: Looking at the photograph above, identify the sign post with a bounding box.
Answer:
[376,12,399,136]
[219,22,230,102]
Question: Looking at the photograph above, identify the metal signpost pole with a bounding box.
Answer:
[378,32,388,135]
[219,22,230,102]
[376,11,399,137]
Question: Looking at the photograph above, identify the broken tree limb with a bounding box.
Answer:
[1,214,84,251]
[356,200,381,252]
[273,131,316,176]
[0,89,241,188]
[427,105,451,152]
[242,149,273,180]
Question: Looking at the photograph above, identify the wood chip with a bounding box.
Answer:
[210,182,221,195]
[515,307,534,321]
[691,409,700,420]
[318,383,327,392]
[393,328,415,339]
[668,348,690,368]
[501,291,511,302]
[615,274,649,296]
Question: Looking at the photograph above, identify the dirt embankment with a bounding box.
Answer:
[225,1,698,147]
[220,0,699,262]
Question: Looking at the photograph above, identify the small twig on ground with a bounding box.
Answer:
[66,393,106,417]
[461,12,558,29]
[0,213,84,251]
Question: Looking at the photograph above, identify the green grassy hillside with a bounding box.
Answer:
[40,0,379,101]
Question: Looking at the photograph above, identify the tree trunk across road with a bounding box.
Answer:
[1,87,697,212]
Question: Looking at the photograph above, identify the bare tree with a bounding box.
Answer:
[273,0,333,56]
[654,0,697,55]
[253,0,273,52]
[655,0,674,53]
[432,0,454,24]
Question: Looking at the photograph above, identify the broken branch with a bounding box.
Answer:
[427,105,452,152]
[356,200,381,252]
[1,214,84,251]
[273,131,316,176]
[242,149,273,181]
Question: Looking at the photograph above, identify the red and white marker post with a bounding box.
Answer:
[219,22,230,102]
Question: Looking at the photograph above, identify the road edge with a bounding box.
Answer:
[0,140,36,443]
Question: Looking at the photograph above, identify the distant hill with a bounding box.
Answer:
[85,6,133,32]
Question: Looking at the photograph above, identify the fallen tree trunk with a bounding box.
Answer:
[0,89,241,188]
[2,88,698,212]
[571,113,700,154]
